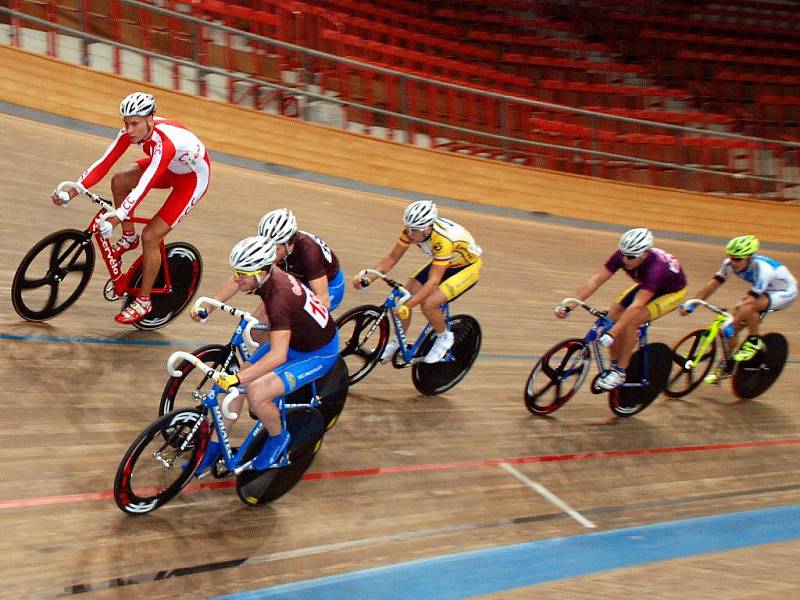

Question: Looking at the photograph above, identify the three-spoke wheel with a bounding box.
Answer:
[665,329,717,399]
[524,338,591,416]
[113,408,210,515]
[12,229,95,321]
[336,305,390,386]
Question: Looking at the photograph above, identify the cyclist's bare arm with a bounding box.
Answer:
[573,268,614,303]
[307,275,330,308]
[355,242,407,288]
[236,329,290,385]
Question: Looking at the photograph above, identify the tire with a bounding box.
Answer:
[129,242,203,331]
[524,338,590,416]
[285,357,349,430]
[609,342,672,417]
[113,408,210,515]
[11,229,95,321]
[732,333,788,400]
[235,407,325,507]
[412,314,482,396]
[665,329,717,399]
[159,345,239,417]
[336,304,389,385]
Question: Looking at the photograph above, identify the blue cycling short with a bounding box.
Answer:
[249,330,340,394]
[328,269,345,312]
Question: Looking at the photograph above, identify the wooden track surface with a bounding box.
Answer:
[0,111,799,595]
[1,45,799,243]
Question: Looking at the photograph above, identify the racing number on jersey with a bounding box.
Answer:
[653,248,681,273]
[308,233,333,263]
[303,288,330,328]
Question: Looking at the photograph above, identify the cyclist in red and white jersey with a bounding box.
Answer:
[51,92,211,324]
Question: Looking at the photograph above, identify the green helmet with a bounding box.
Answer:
[725,235,759,258]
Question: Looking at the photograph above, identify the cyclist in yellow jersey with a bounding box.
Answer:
[353,200,482,363]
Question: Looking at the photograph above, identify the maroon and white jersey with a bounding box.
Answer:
[256,267,336,352]
[280,231,340,284]
[77,117,208,220]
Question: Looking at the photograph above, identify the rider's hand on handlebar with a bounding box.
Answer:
[679,302,695,317]
[190,306,209,323]
[214,372,240,391]
[352,269,373,289]
[51,186,77,207]
[395,304,410,320]
[554,303,572,319]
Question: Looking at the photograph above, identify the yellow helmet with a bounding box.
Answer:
[725,235,759,258]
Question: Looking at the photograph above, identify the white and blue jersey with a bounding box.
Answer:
[715,254,797,310]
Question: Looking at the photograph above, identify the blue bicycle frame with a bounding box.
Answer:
[573,303,653,389]
[381,280,454,365]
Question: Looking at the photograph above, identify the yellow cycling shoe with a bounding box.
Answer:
[733,336,766,362]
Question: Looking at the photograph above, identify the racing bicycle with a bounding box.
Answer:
[159,297,348,430]
[11,181,202,330]
[114,304,346,513]
[336,269,481,395]
[524,297,672,417]
[666,299,788,400]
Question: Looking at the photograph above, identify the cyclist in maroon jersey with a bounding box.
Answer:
[197,236,339,473]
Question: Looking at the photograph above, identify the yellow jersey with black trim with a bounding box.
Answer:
[399,218,482,268]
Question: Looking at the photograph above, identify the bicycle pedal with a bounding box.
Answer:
[103,278,122,301]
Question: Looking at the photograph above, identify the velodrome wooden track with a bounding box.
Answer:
[1,112,799,598]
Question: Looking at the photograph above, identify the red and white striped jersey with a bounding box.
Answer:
[77,117,207,219]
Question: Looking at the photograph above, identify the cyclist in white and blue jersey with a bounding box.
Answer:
[681,235,797,384]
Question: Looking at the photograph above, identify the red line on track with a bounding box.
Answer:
[2,438,799,511]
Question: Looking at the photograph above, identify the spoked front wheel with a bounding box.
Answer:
[665,329,717,399]
[732,333,788,400]
[412,314,482,396]
[235,407,325,507]
[113,408,210,515]
[336,304,389,385]
[129,242,203,331]
[159,344,239,417]
[609,343,672,417]
[524,338,591,416]
[11,229,95,321]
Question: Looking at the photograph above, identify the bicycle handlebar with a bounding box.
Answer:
[192,296,262,349]
[166,350,242,419]
[560,297,608,318]
[356,269,412,305]
[682,299,734,330]
[56,181,114,212]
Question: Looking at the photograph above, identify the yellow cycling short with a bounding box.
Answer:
[615,284,687,320]
[413,258,482,302]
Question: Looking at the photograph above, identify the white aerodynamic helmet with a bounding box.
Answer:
[403,200,438,230]
[119,92,156,117]
[229,236,278,273]
[258,208,298,243]
[619,227,654,257]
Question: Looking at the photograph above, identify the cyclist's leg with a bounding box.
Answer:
[421,259,481,333]
[248,334,339,468]
[111,161,145,238]
[731,293,773,360]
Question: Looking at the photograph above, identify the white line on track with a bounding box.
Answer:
[499,462,597,529]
